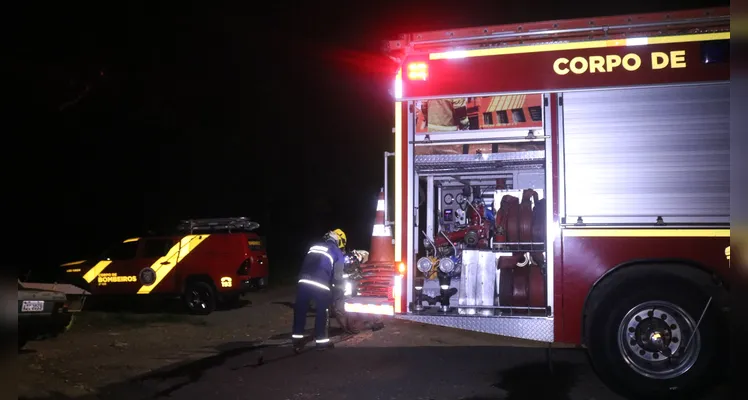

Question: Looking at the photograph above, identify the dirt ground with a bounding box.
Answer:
[18,285,567,399]
[18,286,299,399]
[18,285,729,400]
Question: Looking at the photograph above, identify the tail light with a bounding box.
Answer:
[237,258,251,275]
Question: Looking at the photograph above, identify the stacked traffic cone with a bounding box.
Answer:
[368,187,395,263]
[357,188,396,298]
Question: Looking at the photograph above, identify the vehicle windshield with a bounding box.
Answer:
[96,240,138,261]
[97,244,118,260]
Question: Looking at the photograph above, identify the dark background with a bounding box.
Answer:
[13,0,728,282]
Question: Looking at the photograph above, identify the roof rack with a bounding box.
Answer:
[176,217,260,234]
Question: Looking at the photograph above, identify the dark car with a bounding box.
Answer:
[18,281,74,349]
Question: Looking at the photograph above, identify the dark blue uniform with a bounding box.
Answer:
[291,239,345,345]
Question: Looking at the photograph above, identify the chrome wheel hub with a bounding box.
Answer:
[189,290,207,309]
[617,300,700,380]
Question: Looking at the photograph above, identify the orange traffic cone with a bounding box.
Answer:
[368,188,395,263]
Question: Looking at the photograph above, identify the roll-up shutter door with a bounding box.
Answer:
[562,83,729,224]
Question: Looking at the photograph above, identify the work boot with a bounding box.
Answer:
[293,342,306,354]
[316,343,334,351]
[292,336,305,353]
[315,339,334,351]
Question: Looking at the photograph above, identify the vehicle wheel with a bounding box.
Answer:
[183,281,217,315]
[586,275,724,399]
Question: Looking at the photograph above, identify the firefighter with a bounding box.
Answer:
[291,228,347,351]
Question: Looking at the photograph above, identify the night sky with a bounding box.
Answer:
[15,0,728,282]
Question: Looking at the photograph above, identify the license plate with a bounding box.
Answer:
[21,300,45,312]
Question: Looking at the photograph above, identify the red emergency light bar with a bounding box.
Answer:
[407,62,428,80]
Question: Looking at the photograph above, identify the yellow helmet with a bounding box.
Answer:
[325,229,347,249]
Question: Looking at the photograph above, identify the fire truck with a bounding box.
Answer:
[346,7,730,399]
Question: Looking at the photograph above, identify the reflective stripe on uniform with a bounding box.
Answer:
[308,245,334,265]
[298,279,330,291]
[315,338,330,343]
[292,334,304,339]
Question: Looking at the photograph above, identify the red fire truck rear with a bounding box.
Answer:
[345,7,730,399]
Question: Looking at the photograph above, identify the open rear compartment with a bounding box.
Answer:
[405,93,553,329]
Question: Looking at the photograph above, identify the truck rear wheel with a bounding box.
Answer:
[183,281,216,315]
[586,276,724,399]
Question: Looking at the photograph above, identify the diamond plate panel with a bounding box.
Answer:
[415,151,545,175]
[396,314,554,342]
[415,150,545,164]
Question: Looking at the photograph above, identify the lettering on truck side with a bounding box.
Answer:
[553,50,687,75]
[97,272,138,285]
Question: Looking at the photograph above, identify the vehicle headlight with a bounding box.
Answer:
[438,257,455,273]
[416,257,433,273]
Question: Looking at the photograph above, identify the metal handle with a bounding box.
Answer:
[384,151,395,226]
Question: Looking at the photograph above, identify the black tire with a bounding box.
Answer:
[183,281,217,315]
[586,274,725,400]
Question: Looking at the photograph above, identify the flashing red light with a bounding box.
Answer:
[407,62,428,80]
